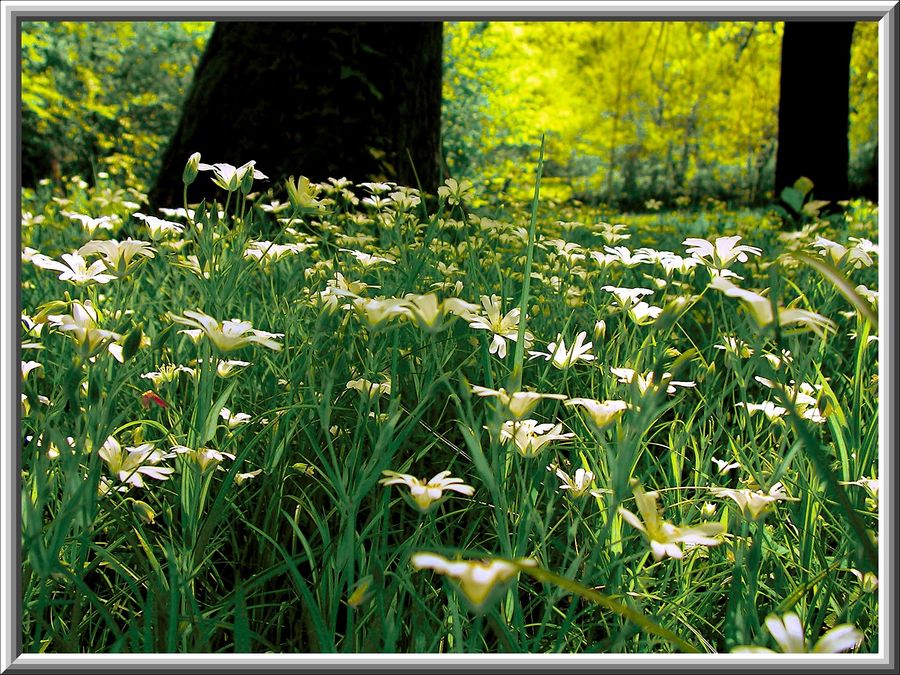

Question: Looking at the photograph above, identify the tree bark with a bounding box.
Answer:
[774,21,855,204]
[149,21,443,209]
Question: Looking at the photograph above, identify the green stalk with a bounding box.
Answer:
[510,135,546,392]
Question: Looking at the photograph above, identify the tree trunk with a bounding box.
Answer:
[774,21,855,204]
[149,21,443,209]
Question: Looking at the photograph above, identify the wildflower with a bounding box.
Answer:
[234,469,263,485]
[340,248,396,268]
[564,398,628,430]
[618,481,723,561]
[359,181,394,194]
[284,175,325,212]
[596,221,631,245]
[849,569,879,594]
[602,285,655,309]
[131,214,184,241]
[379,470,474,513]
[467,295,534,359]
[552,466,607,498]
[141,363,185,386]
[811,236,874,268]
[128,499,157,524]
[658,253,701,276]
[349,297,409,328]
[401,293,480,332]
[78,238,156,278]
[736,400,788,424]
[410,552,536,610]
[754,376,826,424]
[31,252,116,285]
[611,367,695,396]
[99,437,175,489]
[498,419,575,457]
[317,272,374,313]
[529,331,594,369]
[683,235,762,271]
[346,377,392,399]
[437,178,474,206]
[709,277,835,337]
[243,240,306,264]
[140,390,169,410]
[542,238,586,266]
[168,310,283,352]
[710,456,741,475]
[215,359,251,378]
[183,151,202,185]
[714,336,753,359]
[471,385,566,420]
[21,360,42,381]
[171,445,236,472]
[603,246,650,267]
[198,160,267,192]
[710,481,793,520]
[732,612,861,653]
[627,301,663,325]
[220,407,252,429]
[47,301,121,359]
[63,211,118,235]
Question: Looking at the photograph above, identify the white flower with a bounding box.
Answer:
[602,285,655,308]
[619,482,723,561]
[47,301,121,358]
[168,310,283,352]
[198,160,267,192]
[31,252,116,285]
[133,212,185,238]
[63,211,118,235]
[401,293,480,332]
[498,419,575,457]
[611,367,695,396]
[683,235,761,270]
[340,248,396,268]
[21,360,43,381]
[410,552,536,609]
[171,444,236,472]
[564,398,628,429]
[710,482,794,520]
[528,331,594,369]
[346,377,392,399]
[552,467,607,498]
[380,469,474,512]
[78,239,156,277]
[437,178,474,206]
[709,276,835,337]
[733,612,862,653]
[471,385,566,420]
[99,437,175,489]
[220,407,252,429]
[468,295,534,359]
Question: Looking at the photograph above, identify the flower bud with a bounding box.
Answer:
[183,152,201,186]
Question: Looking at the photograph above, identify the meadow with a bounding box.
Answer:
[18,150,879,654]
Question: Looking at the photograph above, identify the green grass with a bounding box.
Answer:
[18,162,879,654]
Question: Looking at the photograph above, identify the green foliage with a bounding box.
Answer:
[21,21,212,189]
[443,21,878,208]
[19,157,878,654]
[848,21,878,190]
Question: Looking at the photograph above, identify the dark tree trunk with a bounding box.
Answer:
[775,21,855,203]
[149,21,443,209]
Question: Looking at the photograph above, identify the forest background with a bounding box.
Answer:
[20,20,879,210]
